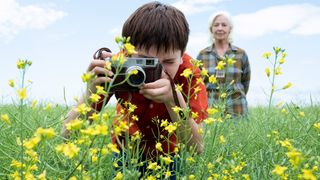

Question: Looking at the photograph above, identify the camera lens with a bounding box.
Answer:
[126,66,146,87]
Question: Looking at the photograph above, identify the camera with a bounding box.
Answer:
[109,57,162,92]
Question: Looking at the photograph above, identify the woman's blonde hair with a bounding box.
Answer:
[208,11,233,43]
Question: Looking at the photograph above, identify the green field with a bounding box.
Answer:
[1,103,319,179]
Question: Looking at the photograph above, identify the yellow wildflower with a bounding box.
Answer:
[207,107,218,115]
[8,79,15,87]
[186,157,196,164]
[24,136,41,149]
[31,100,37,109]
[155,142,163,152]
[66,119,84,131]
[81,72,94,83]
[96,85,106,95]
[55,142,80,159]
[175,84,183,92]
[227,58,236,66]
[17,88,27,100]
[299,111,305,117]
[165,122,177,134]
[113,172,123,180]
[201,68,208,76]
[207,162,213,170]
[147,176,156,180]
[189,175,195,180]
[147,161,160,170]
[89,112,99,121]
[80,127,99,136]
[35,127,56,139]
[165,171,172,178]
[286,149,303,168]
[161,156,173,165]
[1,114,11,124]
[275,67,282,75]
[75,103,92,115]
[242,174,250,180]
[180,68,193,78]
[262,52,272,59]
[10,159,25,169]
[208,75,217,84]
[90,93,101,103]
[282,82,292,89]
[172,106,182,114]
[204,118,214,125]
[278,58,286,64]
[313,122,320,129]
[219,135,226,144]
[43,103,52,111]
[124,43,137,55]
[301,169,316,180]
[16,59,32,69]
[265,68,271,77]
[191,111,198,119]
[272,165,287,176]
[108,143,120,154]
[215,61,226,70]
[220,93,227,98]
[104,60,112,70]
[38,170,47,180]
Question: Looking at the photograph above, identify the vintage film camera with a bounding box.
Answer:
[109,57,162,92]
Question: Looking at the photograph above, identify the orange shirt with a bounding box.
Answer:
[96,53,208,157]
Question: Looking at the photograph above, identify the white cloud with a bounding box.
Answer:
[0,0,67,39]
[233,3,320,38]
[172,0,229,15]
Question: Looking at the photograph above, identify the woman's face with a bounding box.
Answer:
[211,15,231,42]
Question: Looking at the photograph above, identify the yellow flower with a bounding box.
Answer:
[301,169,317,180]
[155,142,163,152]
[207,107,218,115]
[175,84,183,92]
[186,157,196,164]
[81,72,94,83]
[80,127,100,136]
[10,159,25,169]
[204,118,214,125]
[104,61,112,70]
[194,86,201,94]
[165,122,177,134]
[147,176,157,180]
[265,68,271,77]
[278,139,293,150]
[299,111,305,117]
[165,171,172,178]
[75,103,92,115]
[278,58,286,64]
[227,58,236,66]
[147,161,160,170]
[191,111,198,119]
[17,88,27,100]
[180,68,193,78]
[272,165,287,176]
[313,122,320,129]
[16,59,32,69]
[35,127,56,139]
[66,118,84,131]
[124,43,137,55]
[275,67,282,75]
[31,100,37,109]
[108,143,120,154]
[95,124,108,135]
[172,106,182,114]
[242,174,250,180]
[113,172,123,180]
[219,135,226,144]
[89,112,99,121]
[43,103,52,111]
[189,175,195,180]
[201,68,208,76]
[220,93,227,98]
[160,119,169,127]
[207,162,213,170]
[161,156,173,165]
[282,82,292,89]
[262,52,272,59]
[208,75,217,84]
[90,93,101,103]
[215,61,226,70]
[1,114,11,124]
[96,85,106,95]
[55,142,80,159]
[286,149,303,168]
[8,79,15,87]
[38,170,46,180]
[24,136,41,149]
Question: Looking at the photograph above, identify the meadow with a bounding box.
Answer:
[0,43,319,179]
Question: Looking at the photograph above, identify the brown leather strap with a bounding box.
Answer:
[164,70,181,108]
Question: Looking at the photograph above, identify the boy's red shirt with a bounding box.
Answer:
[95,53,208,157]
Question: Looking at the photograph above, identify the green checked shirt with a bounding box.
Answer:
[197,43,251,117]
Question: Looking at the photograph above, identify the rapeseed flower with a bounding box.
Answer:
[227,58,236,66]
[96,85,106,95]
[215,61,226,70]
[175,84,183,92]
[180,68,192,78]
[286,149,303,168]
[1,114,10,124]
[265,68,271,77]
[161,156,173,165]
[24,136,41,149]
[81,72,94,83]
[189,175,195,180]
[90,93,101,103]
[207,107,218,115]
[113,172,123,180]
[165,122,177,134]
[208,75,217,84]
[75,103,92,115]
[272,165,287,176]
[313,122,320,129]
[262,52,272,59]
[55,142,80,159]
[17,88,27,100]
[108,143,120,154]
[43,103,52,111]
[89,112,99,121]
[282,82,292,89]
[66,118,84,131]
[124,42,137,55]
[35,127,56,139]
[8,79,15,87]
[155,142,163,152]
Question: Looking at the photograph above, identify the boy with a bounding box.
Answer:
[62,1,208,178]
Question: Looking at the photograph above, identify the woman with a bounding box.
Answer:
[197,12,250,117]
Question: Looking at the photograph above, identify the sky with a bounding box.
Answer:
[1,0,320,107]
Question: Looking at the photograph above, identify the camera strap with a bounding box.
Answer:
[93,47,112,60]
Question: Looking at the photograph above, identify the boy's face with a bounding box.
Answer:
[132,46,182,78]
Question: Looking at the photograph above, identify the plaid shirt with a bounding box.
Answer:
[197,43,251,117]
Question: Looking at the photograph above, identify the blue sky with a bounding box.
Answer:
[1,0,320,106]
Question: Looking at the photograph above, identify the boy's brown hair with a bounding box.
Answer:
[122,1,189,55]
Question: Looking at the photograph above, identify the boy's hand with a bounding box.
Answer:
[87,51,114,94]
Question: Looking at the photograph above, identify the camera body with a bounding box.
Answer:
[109,57,162,92]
